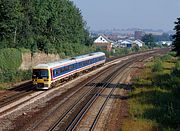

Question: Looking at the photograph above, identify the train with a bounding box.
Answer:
[32,52,106,89]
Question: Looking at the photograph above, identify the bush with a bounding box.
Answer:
[168,51,176,57]
[131,45,140,52]
[113,48,131,56]
[161,54,172,62]
[0,48,22,70]
[171,60,180,77]
[152,59,163,72]
[56,43,95,58]
[0,48,32,84]
[0,69,32,83]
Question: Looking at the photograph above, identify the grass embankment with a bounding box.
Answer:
[123,52,180,131]
[0,48,32,89]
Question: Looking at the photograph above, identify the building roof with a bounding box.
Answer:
[94,35,114,44]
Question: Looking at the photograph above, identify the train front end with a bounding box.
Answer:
[32,66,51,89]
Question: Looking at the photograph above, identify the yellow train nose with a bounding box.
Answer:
[37,79,45,83]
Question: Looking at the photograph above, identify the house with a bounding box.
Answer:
[119,40,133,48]
[94,35,114,51]
[133,39,144,47]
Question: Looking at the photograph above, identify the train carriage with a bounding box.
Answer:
[32,52,106,89]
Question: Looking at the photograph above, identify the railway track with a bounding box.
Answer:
[30,49,166,131]
[27,55,146,131]
[0,82,36,113]
[0,51,125,116]
[0,48,167,111]
[65,61,132,131]
[0,48,169,130]
[0,53,118,114]
[58,57,151,131]
[28,61,121,130]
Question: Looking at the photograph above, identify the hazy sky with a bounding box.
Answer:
[71,0,180,31]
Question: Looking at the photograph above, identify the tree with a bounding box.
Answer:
[172,18,180,56]
[0,0,93,55]
[142,34,156,48]
[154,33,171,42]
[0,0,23,48]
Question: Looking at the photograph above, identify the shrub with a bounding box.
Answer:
[56,43,95,58]
[161,54,172,62]
[152,59,163,72]
[0,48,22,70]
[171,60,180,77]
[168,51,176,57]
[0,69,32,83]
[0,48,32,84]
[131,45,140,52]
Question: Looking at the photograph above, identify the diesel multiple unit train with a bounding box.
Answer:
[32,52,106,89]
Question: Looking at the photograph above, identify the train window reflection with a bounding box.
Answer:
[33,69,49,78]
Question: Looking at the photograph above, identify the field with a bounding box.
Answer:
[123,53,180,131]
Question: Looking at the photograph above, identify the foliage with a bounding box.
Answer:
[142,34,156,48]
[131,45,140,52]
[171,60,180,77]
[160,54,172,62]
[154,33,171,42]
[172,18,180,56]
[140,45,149,51]
[0,0,23,48]
[0,48,22,70]
[113,48,131,56]
[0,69,32,83]
[151,58,163,72]
[0,48,32,84]
[128,55,180,130]
[0,0,93,54]
[56,42,95,57]
[168,51,177,57]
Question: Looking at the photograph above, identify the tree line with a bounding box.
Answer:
[0,0,93,55]
[172,18,180,56]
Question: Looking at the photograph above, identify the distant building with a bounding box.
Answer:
[93,35,114,51]
[119,40,133,48]
[134,31,144,40]
[116,39,144,48]
[133,39,144,47]
[106,34,118,42]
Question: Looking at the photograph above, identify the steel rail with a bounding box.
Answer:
[29,63,118,130]
[67,58,137,131]
[0,85,35,109]
[50,57,137,131]
[89,56,148,131]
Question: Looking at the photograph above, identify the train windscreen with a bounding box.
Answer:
[32,69,49,79]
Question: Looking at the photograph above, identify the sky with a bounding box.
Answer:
[71,0,180,32]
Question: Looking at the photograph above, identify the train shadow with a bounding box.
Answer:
[8,81,36,92]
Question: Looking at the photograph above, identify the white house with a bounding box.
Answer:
[133,39,144,47]
[94,35,114,51]
[119,40,133,48]
[94,35,114,44]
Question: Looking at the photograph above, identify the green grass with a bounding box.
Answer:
[123,54,180,131]
[0,48,22,70]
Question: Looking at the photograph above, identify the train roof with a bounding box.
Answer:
[74,52,104,59]
[32,52,105,69]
